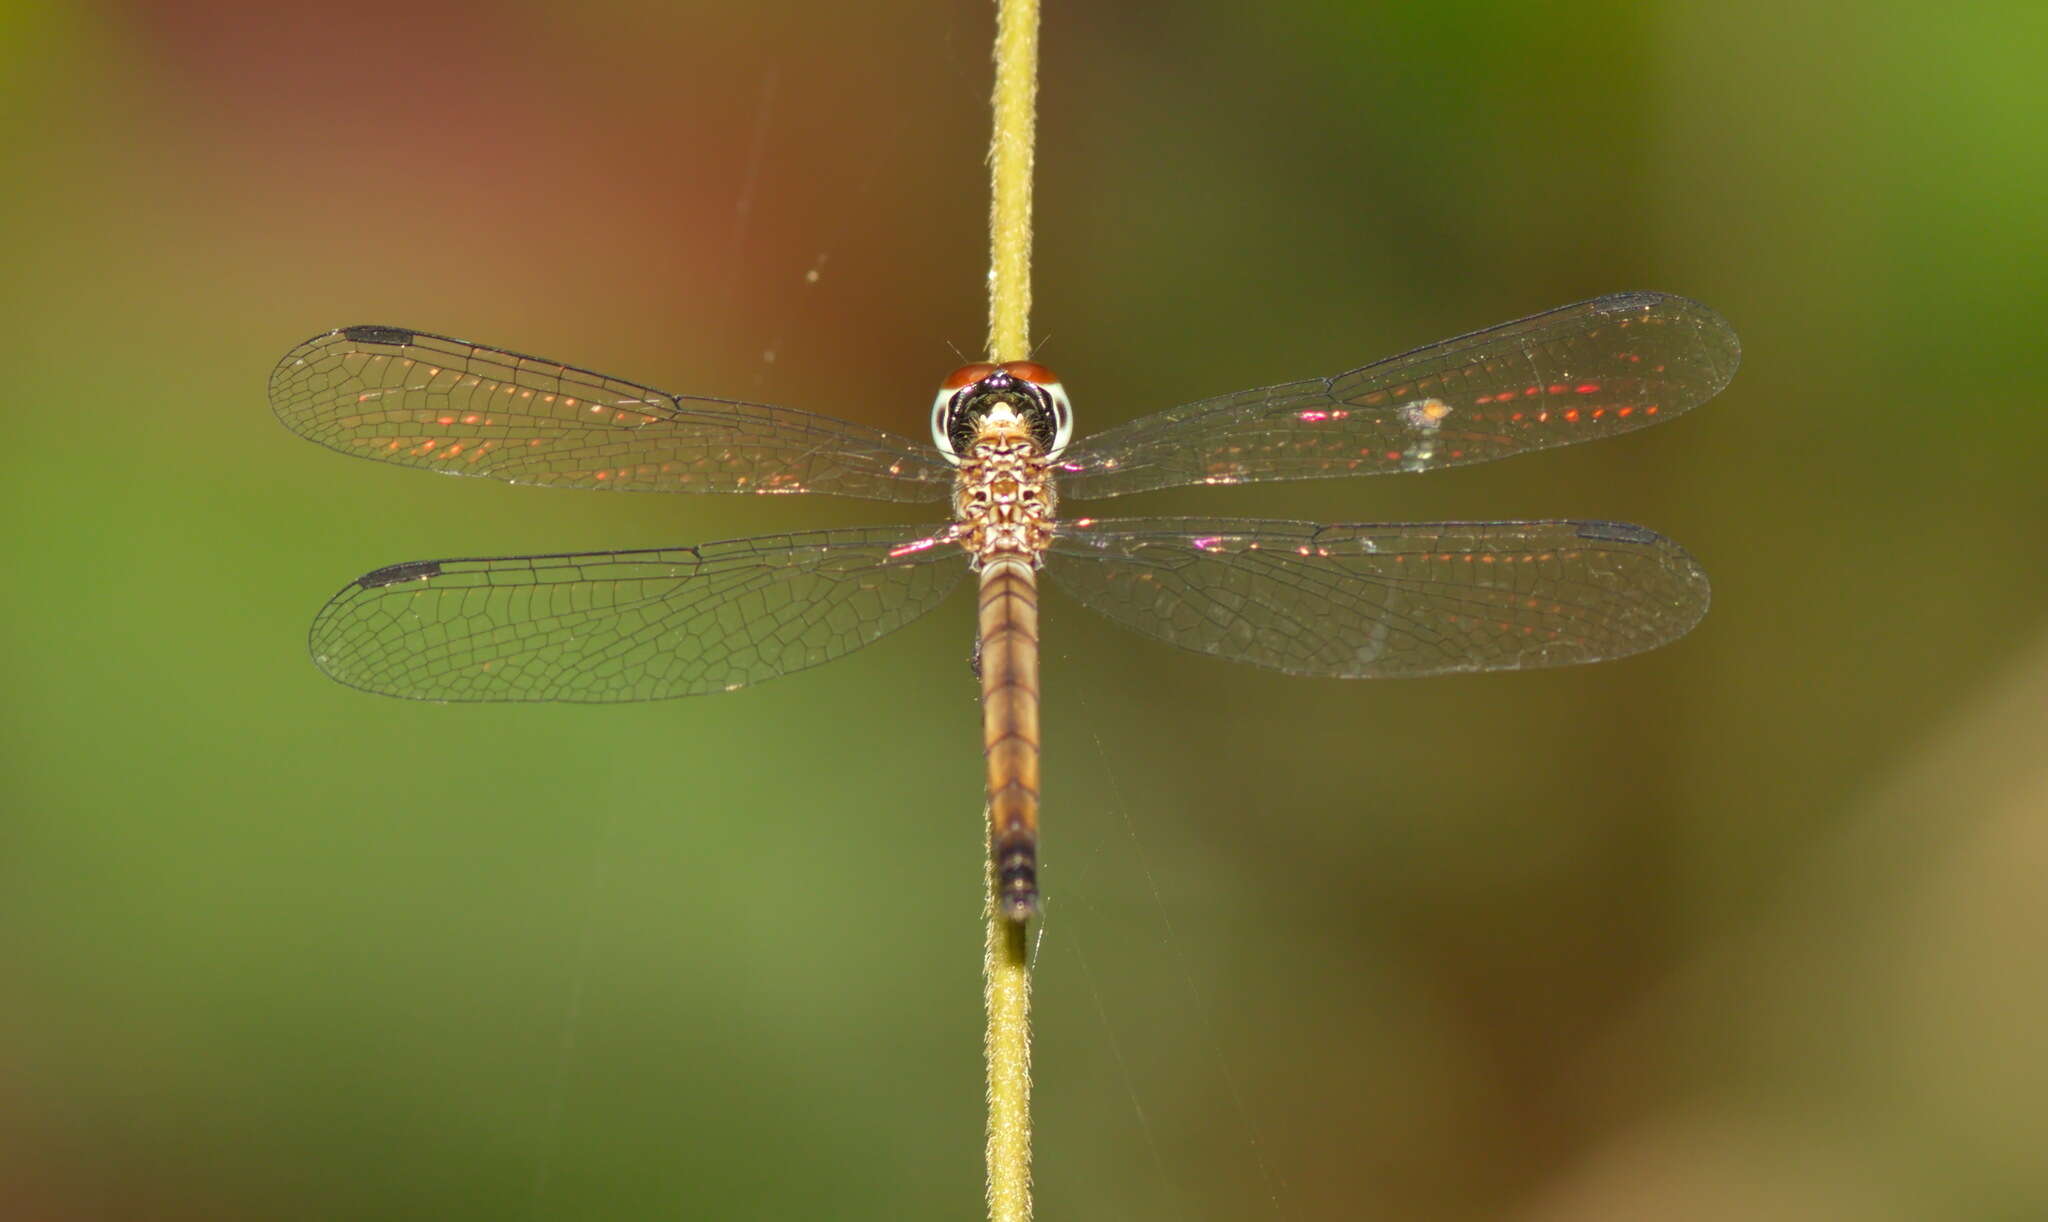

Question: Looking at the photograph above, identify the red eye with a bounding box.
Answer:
[941,362,998,390]
[1000,360,1060,385]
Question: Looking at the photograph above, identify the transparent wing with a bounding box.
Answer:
[271,326,954,502]
[309,525,967,702]
[1047,517,1708,677]
[1056,293,1738,498]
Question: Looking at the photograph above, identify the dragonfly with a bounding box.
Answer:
[271,292,1739,920]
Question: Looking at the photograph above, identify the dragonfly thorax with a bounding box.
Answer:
[930,361,1073,464]
[950,405,1059,569]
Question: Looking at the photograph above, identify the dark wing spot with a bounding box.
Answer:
[1575,521,1661,545]
[358,559,443,588]
[340,325,416,346]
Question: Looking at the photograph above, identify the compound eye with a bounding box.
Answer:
[999,360,1059,386]
[932,365,999,464]
[930,384,970,464]
[1040,381,1074,459]
[941,362,998,391]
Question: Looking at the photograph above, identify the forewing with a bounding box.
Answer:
[271,326,954,502]
[1047,517,1708,677]
[310,525,967,701]
[1057,293,1737,498]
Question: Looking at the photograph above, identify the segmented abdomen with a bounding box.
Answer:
[978,558,1041,920]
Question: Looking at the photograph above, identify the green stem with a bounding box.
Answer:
[986,0,1038,365]
[983,1,1038,1219]
[984,850,1034,1222]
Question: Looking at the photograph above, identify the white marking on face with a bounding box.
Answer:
[1035,381,1074,459]
[931,385,966,463]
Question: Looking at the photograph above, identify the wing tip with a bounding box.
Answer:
[268,324,423,427]
[1575,518,1714,636]
[1600,290,1743,392]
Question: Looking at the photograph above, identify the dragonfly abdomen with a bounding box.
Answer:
[979,557,1042,921]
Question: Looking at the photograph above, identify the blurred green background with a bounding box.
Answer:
[4,1,2045,1218]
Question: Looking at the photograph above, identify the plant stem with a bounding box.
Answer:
[983,1,1038,1220]
[986,0,1037,365]
[984,853,1034,1222]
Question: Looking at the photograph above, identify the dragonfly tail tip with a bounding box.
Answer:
[998,890,1038,924]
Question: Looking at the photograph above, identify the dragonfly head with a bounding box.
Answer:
[931,361,1073,465]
